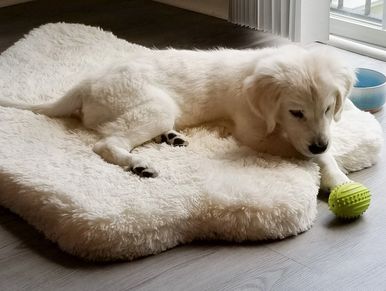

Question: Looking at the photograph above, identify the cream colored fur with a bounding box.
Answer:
[0,38,355,189]
[0,23,382,261]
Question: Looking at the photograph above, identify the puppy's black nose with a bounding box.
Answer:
[308,141,328,155]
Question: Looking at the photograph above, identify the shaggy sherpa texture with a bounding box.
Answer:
[0,23,383,261]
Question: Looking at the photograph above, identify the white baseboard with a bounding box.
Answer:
[328,35,386,62]
[154,0,229,20]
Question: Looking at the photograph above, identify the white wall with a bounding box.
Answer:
[154,0,229,20]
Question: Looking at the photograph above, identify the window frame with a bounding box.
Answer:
[330,1,386,48]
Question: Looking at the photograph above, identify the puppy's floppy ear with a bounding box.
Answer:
[334,66,356,122]
[308,47,356,122]
[243,73,283,134]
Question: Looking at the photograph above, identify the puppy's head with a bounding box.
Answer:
[243,45,355,157]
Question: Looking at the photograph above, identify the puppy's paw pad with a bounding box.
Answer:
[141,169,158,178]
[167,133,177,139]
[131,166,158,178]
[171,137,189,147]
[154,134,167,144]
[156,130,189,147]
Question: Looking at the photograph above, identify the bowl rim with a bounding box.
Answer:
[354,68,386,89]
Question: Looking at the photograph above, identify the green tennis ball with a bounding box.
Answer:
[328,182,371,219]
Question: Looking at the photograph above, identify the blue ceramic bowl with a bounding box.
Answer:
[349,68,386,112]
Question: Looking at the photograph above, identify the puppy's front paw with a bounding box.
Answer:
[320,171,350,192]
[155,130,189,147]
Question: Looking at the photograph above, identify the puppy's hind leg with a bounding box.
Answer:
[94,116,174,177]
[93,89,178,177]
[93,136,158,177]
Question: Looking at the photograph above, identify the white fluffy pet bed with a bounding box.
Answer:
[0,23,383,261]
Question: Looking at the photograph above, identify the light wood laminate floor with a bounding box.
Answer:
[0,1,385,290]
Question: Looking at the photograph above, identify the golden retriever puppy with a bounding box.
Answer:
[0,45,354,190]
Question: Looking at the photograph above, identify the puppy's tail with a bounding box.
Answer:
[0,88,81,117]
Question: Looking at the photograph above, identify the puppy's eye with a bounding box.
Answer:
[289,110,304,119]
[325,106,331,114]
